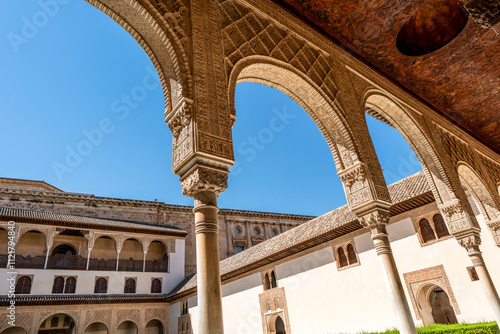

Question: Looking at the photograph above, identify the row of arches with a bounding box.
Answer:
[0,233,169,272]
[0,315,164,334]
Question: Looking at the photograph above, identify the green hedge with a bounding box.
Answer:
[361,322,499,334]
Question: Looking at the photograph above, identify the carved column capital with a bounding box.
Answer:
[181,165,228,197]
[358,210,390,236]
[438,199,474,234]
[457,231,483,261]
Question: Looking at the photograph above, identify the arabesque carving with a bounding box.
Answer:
[438,200,473,234]
[181,166,229,197]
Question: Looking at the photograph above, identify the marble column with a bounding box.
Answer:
[181,166,228,334]
[193,190,224,334]
[360,210,417,334]
[458,233,500,324]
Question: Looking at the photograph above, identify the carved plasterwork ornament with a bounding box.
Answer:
[438,199,474,234]
[167,99,193,139]
[339,162,371,208]
[358,210,390,235]
[457,231,482,259]
[463,0,500,31]
[486,218,500,246]
[181,166,229,197]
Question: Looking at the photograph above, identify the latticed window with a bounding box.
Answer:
[51,316,59,328]
[65,277,76,294]
[63,316,71,327]
[271,271,277,288]
[151,278,162,293]
[419,218,436,242]
[338,247,348,267]
[15,276,31,294]
[52,276,64,294]
[433,214,450,239]
[94,277,107,293]
[347,244,358,265]
[124,278,136,293]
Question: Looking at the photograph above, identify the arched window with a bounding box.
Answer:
[264,273,271,290]
[124,278,136,293]
[347,244,358,265]
[52,244,76,255]
[419,218,436,242]
[94,277,107,293]
[271,271,277,288]
[51,316,59,328]
[63,316,71,327]
[151,278,162,293]
[337,247,348,268]
[433,214,450,239]
[15,276,31,294]
[65,277,76,294]
[52,276,64,294]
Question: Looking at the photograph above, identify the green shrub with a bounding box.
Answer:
[359,322,499,334]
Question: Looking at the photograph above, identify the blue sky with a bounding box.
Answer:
[0,1,421,216]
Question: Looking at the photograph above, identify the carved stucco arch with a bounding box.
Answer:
[37,312,80,332]
[228,56,360,172]
[363,91,457,206]
[457,162,500,245]
[83,0,192,113]
[145,318,167,331]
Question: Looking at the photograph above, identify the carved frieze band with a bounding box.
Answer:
[181,166,229,197]
[486,218,500,246]
[438,199,474,234]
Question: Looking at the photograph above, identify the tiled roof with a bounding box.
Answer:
[171,171,431,295]
[0,207,187,236]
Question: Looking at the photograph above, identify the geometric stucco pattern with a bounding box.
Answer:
[403,265,461,321]
[0,312,34,333]
[84,310,113,328]
[117,308,141,325]
[145,307,168,324]
[218,0,338,105]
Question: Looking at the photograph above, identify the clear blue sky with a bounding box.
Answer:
[0,1,421,216]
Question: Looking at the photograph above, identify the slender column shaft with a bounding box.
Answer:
[86,248,92,270]
[470,252,500,323]
[371,232,417,334]
[194,191,224,334]
[44,243,52,269]
[116,251,121,271]
[143,252,147,272]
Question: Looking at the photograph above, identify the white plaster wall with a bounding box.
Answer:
[185,208,499,334]
[187,273,263,334]
[169,301,181,334]
[0,239,186,295]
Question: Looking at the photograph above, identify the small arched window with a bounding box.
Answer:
[52,276,64,294]
[65,277,76,294]
[347,244,358,265]
[94,277,107,293]
[271,229,277,236]
[15,276,31,294]
[433,214,450,238]
[63,316,71,327]
[151,278,162,293]
[124,278,136,293]
[51,316,59,328]
[271,271,277,288]
[419,218,436,242]
[338,247,348,268]
[264,273,271,290]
